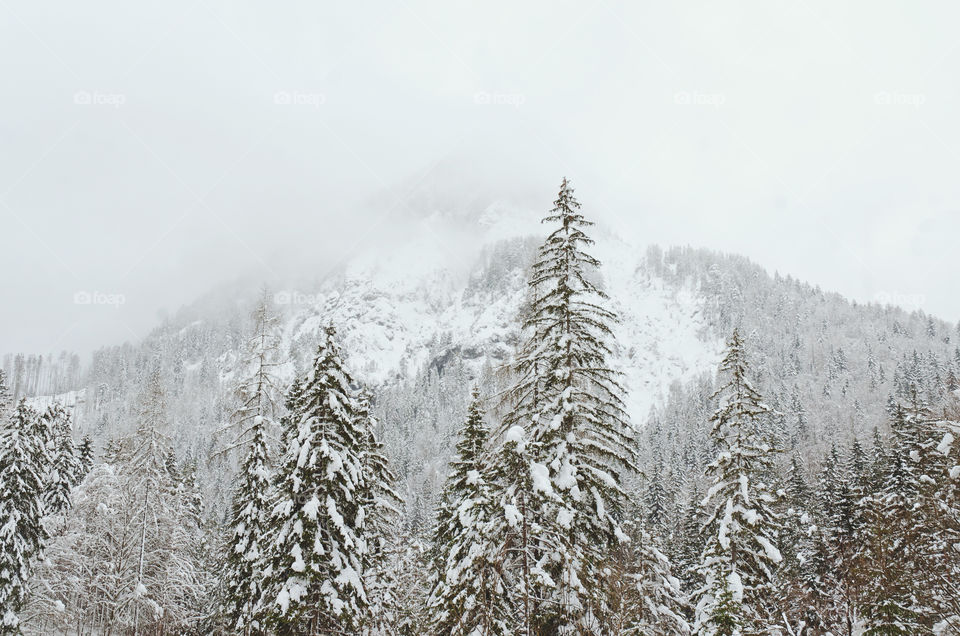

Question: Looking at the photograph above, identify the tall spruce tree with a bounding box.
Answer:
[220,292,284,635]
[491,178,636,633]
[819,444,859,559]
[644,459,671,533]
[859,396,939,634]
[859,463,926,633]
[779,454,809,587]
[354,389,407,634]
[428,387,508,635]
[675,495,706,593]
[0,401,49,633]
[44,403,82,515]
[693,329,783,636]
[78,434,95,477]
[781,453,839,632]
[263,325,368,633]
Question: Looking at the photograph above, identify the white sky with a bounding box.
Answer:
[1,0,959,357]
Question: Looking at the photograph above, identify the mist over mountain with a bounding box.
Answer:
[5,1,960,632]
[9,193,957,514]
[4,181,959,634]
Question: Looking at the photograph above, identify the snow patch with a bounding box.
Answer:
[530,462,552,496]
[938,432,954,456]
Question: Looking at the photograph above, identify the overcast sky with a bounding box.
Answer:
[2,0,959,358]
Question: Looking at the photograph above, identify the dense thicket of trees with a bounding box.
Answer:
[2,181,959,634]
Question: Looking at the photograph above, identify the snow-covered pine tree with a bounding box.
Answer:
[489,418,534,633]
[778,454,808,584]
[224,417,274,633]
[427,386,508,635]
[674,495,705,593]
[914,412,960,627]
[780,453,840,633]
[0,370,10,415]
[263,325,368,633]
[114,368,202,633]
[173,459,219,629]
[860,387,960,633]
[44,403,82,515]
[796,524,842,634]
[693,329,783,636]
[492,177,636,633]
[818,443,861,570]
[0,401,49,633]
[786,453,810,507]
[78,434,94,477]
[922,407,960,632]
[846,438,870,513]
[354,389,409,635]
[604,516,690,635]
[25,403,54,499]
[836,440,871,621]
[220,291,284,635]
[644,459,671,533]
[858,403,930,635]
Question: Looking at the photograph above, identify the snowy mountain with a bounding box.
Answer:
[14,194,958,528]
[9,193,960,635]
[269,205,721,424]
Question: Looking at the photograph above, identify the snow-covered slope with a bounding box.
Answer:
[598,239,721,421]
[26,388,86,414]
[263,202,720,425]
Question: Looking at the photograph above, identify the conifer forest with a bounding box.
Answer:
[3,2,960,635]
[3,179,959,634]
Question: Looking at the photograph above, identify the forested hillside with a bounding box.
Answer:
[2,181,958,634]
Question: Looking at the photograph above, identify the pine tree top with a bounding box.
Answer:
[506,178,630,447]
[529,178,613,322]
[453,386,488,472]
[786,452,811,507]
[710,329,777,451]
[541,176,591,228]
[220,293,284,457]
[298,325,358,427]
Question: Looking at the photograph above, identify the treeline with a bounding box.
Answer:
[1,353,82,404]
[1,180,959,634]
